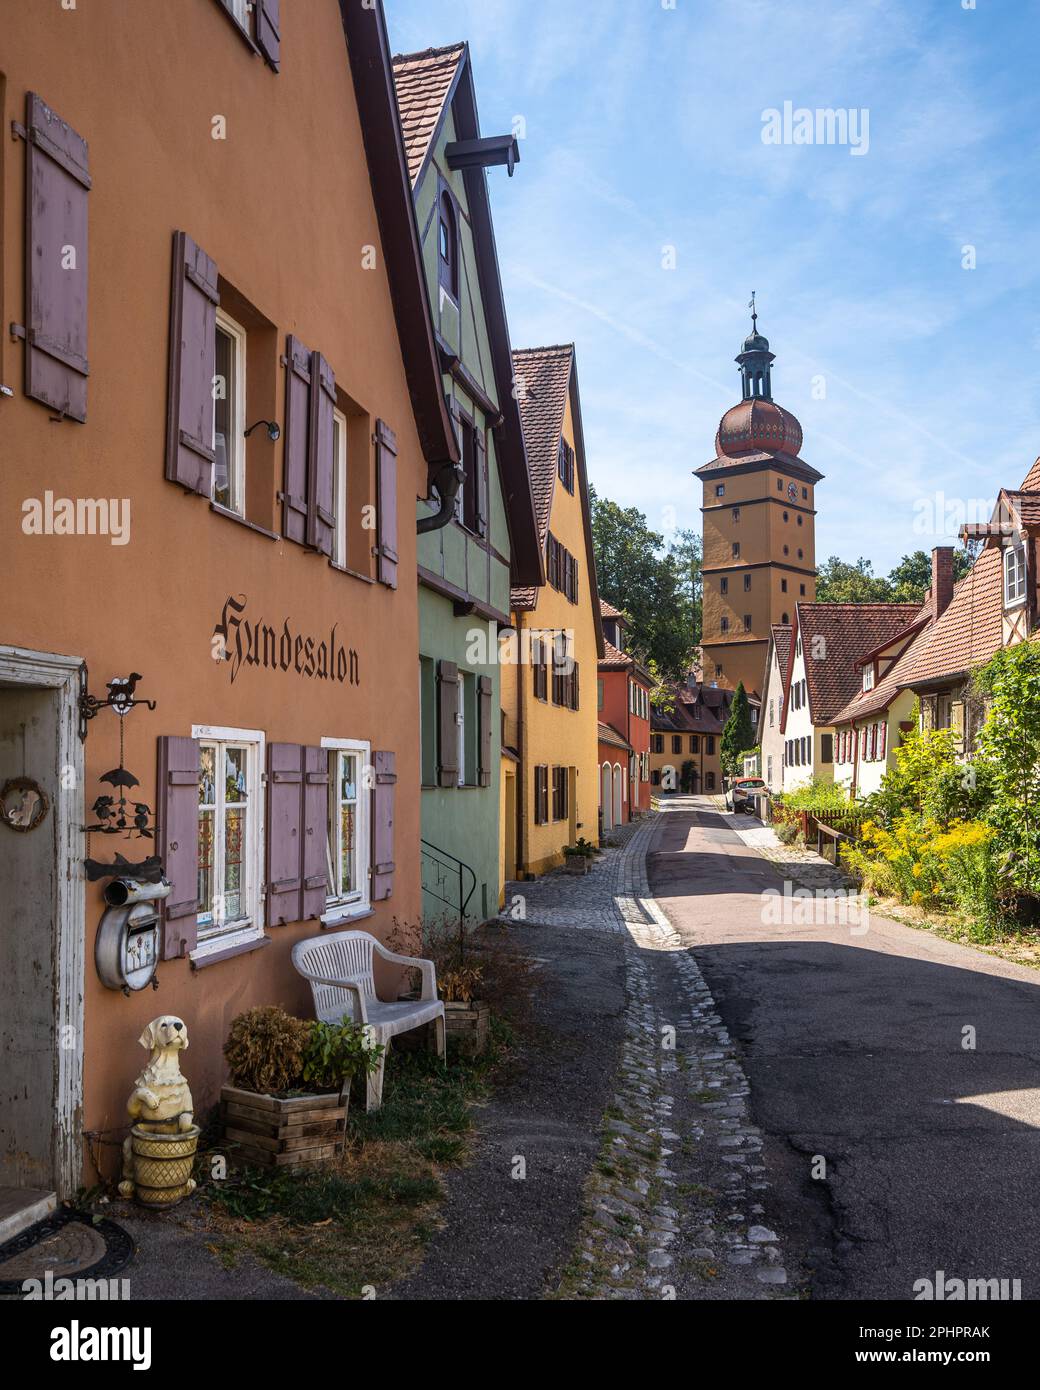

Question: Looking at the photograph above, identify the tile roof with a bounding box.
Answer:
[600,598,624,619]
[1003,490,1040,529]
[894,544,1005,688]
[1020,456,1040,492]
[795,603,923,724]
[598,721,632,752]
[651,682,727,734]
[771,624,793,690]
[695,449,823,482]
[599,638,632,670]
[510,344,574,608]
[390,43,466,184]
[831,620,932,725]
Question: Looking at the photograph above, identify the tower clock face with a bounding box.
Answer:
[787,482,798,501]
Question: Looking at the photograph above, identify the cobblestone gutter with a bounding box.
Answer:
[519,813,797,1301]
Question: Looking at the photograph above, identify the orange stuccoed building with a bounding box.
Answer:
[596,602,652,831]
[0,0,458,1206]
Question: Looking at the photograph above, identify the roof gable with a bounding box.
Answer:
[894,545,1004,689]
[794,602,923,725]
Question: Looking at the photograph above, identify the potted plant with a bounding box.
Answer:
[563,836,597,874]
[220,1005,382,1171]
[439,964,491,1056]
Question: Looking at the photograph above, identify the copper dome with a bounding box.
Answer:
[715,397,803,459]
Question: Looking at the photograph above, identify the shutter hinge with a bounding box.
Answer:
[0,385,13,399]
[10,121,26,142]
[260,771,269,786]
[9,323,25,342]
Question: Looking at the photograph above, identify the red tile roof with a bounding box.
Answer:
[599,638,632,670]
[510,344,574,609]
[796,603,923,724]
[598,721,632,753]
[831,619,932,725]
[600,598,624,619]
[771,624,793,690]
[1020,456,1040,492]
[390,43,466,185]
[894,545,1004,688]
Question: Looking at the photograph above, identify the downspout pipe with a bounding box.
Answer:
[417,459,465,533]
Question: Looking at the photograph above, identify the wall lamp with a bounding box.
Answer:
[245,419,281,441]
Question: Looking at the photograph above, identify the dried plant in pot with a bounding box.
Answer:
[220,1005,382,1171]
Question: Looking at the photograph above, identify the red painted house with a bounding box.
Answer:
[597,602,652,831]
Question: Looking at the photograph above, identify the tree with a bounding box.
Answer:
[720,681,755,777]
[975,641,1040,897]
[817,550,975,605]
[589,490,701,679]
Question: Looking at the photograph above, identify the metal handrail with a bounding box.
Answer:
[420,837,478,957]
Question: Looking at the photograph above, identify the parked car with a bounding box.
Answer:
[727,777,766,813]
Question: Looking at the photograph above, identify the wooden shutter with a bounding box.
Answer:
[307,351,336,556]
[266,743,303,925]
[371,750,396,901]
[477,674,493,787]
[301,745,329,919]
[166,231,218,494]
[572,661,580,711]
[879,720,887,760]
[534,765,548,825]
[375,419,399,588]
[255,0,281,70]
[22,94,90,422]
[474,429,488,537]
[282,334,312,543]
[437,659,459,787]
[157,736,200,959]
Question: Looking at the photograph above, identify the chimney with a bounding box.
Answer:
[932,546,954,619]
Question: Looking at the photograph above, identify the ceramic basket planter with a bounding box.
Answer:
[220,1086,348,1171]
[127,1123,200,1207]
[443,999,491,1056]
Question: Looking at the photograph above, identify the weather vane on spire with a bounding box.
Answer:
[748,290,757,331]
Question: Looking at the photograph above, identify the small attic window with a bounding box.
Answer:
[863,665,875,691]
[438,191,459,300]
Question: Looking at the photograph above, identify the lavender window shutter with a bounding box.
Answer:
[301,746,330,919]
[255,0,281,70]
[165,231,218,495]
[477,674,493,787]
[375,419,399,588]
[157,736,200,959]
[281,334,312,544]
[23,93,90,422]
[371,750,396,901]
[306,351,336,556]
[266,743,302,925]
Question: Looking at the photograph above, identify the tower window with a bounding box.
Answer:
[802,487,808,499]
[777,479,784,491]
[797,515,803,526]
[744,614,752,632]
[744,573,751,591]
[732,507,740,521]
[716,484,725,498]
[720,576,728,595]
[782,612,789,624]
[800,583,806,596]
[781,579,788,592]
[732,542,740,559]
[783,545,789,556]
[783,511,789,522]
[721,617,730,633]
[797,548,803,559]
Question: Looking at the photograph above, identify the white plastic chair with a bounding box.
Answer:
[291,929,445,1110]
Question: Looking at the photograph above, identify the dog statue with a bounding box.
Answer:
[119,1015,196,1200]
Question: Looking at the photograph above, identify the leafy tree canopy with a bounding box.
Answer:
[816,549,974,605]
[720,681,755,777]
[590,488,701,680]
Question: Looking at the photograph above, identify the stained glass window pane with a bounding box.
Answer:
[341,754,356,803]
[225,747,247,804]
[224,806,245,922]
[199,746,215,806]
[340,802,355,895]
[198,808,214,922]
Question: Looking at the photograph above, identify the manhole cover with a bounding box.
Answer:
[0,1209,133,1293]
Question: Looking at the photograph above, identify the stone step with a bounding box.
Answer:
[0,1187,57,1246]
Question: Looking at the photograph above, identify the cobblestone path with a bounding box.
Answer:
[506,809,797,1300]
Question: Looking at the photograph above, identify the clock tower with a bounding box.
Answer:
[696,307,823,697]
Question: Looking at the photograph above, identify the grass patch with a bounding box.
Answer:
[198,1032,507,1297]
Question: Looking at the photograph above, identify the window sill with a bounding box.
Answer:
[190,928,270,970]
[210,502,280,540]
[320,903,374,930]
[329,558,375,585]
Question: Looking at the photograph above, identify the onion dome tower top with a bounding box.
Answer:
[714,293,803,458]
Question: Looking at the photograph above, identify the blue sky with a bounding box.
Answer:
[386,0,1040,573]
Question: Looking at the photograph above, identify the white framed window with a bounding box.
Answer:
[332,407,348,567]
[192,724,265,960]
[862,665,875,691]
[213,309,246,516]
[1004,543,1026,606]
[227,0,250,27]
[321,737,371,921]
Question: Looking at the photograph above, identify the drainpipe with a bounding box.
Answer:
[416,459,465,533]
[516,612,527,876]
[851,721,859,799]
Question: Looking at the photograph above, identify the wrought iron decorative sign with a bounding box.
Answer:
[79,672,158,884]
[213,593,360,686]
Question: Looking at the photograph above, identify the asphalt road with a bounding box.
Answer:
[648,798,1040,1301]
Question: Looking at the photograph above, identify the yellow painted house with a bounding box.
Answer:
[500,345,604,882]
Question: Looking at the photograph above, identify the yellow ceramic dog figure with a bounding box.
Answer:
[119,1015,196,1200]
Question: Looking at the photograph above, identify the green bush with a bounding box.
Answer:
[778,777,856,813]
[301,1019,384,1092]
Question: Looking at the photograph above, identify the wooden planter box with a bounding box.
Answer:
[444,1000,490,1056]
[220,1086,347,1171]
[563,854,589,875]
